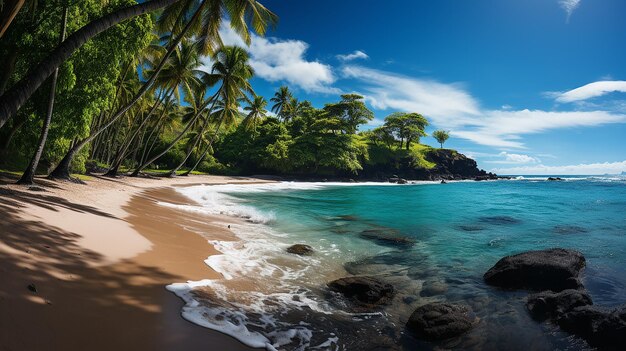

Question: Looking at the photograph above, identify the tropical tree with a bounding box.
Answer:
[324,93,373,134]
[243,95,267,133]
[432,129,449,148]
[384,112,429,150]
[270,85,292,120]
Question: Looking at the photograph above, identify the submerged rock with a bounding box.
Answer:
[360,229,415,248]
[420,280,448,297]
[557,305,626,350]
[328,276,395,307]
[406,302,477,340]
[458,225,484,232]
[286,244,314,256]
[526,289,593,321]
[478,216,521,225]
[484,248,586,292]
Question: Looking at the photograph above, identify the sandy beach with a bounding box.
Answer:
[0,173,266,351]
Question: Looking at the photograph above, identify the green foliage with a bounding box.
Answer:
[384,112,429,150]
[432,129,450,148]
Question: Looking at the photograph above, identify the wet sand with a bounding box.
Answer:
[0,173,268,351]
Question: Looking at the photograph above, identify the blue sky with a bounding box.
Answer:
[215,0,626,174]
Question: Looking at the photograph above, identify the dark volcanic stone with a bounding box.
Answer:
[553,225,589,235]
[406,302,477,340]
[360,229,415,248]
[478,216,521,225]
[286,244,314,255]
[483,248,586,292]
[557,305,626,350]
[328,276,395,307]
[526,289,593,321]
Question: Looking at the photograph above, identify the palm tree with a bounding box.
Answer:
[182,46,254,176]
[243,95,267,133]
[270,85,292,119]
[46,0,276,180]
[17,4,67,185]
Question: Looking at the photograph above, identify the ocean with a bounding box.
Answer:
[163,176,626,350]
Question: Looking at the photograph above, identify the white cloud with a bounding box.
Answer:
[491,152,541,164]
[559,0,582,21]
[342,65,481,125]
[553,81,626,103]
[491,160,626,175]
[217,23,338,94]
[337,50,369,62]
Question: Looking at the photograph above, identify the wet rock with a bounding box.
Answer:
[420,281,448,297]
[406,302,477,340]
[553,225,589,235]
[286,244,314,256]
[398,178,408,184]
[548,177,564,181]
[478,216,521,225]
[557,305,626,350]
[484,248,586,292]
[526,289,593,321]
[328,276,395,307]
[360,229,415,248]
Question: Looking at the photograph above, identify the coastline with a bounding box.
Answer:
[0,174,264,351]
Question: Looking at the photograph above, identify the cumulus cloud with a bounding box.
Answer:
[491,160,626,175]
[217,23,338,93]
[342,65,481,125]
[489,152,541,164]
[559,0,582,21]
[552,81,626,103]
[337,50,369,62]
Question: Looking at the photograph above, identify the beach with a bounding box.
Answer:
[0,174,264,351]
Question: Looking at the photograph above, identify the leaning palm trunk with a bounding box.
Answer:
[0,0,181,128]
[166,91,221,176]
[48,6,202,180]
[182,118,225,176]
[17,6,69,185]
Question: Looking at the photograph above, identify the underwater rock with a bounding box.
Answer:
[478,216,521,225]
[557,305,626,350]
[360,229,415,248]
[406,302,477,340]
[420,280,448,297]
[458,225,484,232]
[328,276,395,307]
[286,244,314,255]
[526,289,593,321]
[553,225,589,235]
[484,248,586,292]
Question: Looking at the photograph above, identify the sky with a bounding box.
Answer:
[215,0,626,175]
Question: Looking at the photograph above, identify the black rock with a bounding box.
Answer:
[557,305,626,350]
[360,229,415,248]
[484,248,586,292]
[286,244,314,255]
[548,177,564,181]
[406,302,477,340]
[458,225,484,232]
[526,289,593,321]
[328,276,395,307]
[27,283,37,293]
[397,178,408,184]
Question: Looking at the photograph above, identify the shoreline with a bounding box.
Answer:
[0,174,264,351]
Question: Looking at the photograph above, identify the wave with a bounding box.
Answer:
[510,175,626,182]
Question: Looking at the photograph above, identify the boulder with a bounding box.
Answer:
[406,302,477,340]
[548,177,564,181]
[526,289,593,321]
[360,229,415,248]
[397,178,408,184]
[286,244,314,256]
[557,305,626,350]
[328,276,395,307]
[483,248,586,292]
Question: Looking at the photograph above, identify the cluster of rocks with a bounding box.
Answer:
[548,177,565,181]
[388,175,408,184]
[484,248,626,350]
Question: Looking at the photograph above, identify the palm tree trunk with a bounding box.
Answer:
[0,0,25,38]
[0,48,18,95]
[47,6,202,180]
[17,6,69,185]
[167,90,221,176]
[182,118,225,176]
[0,0,181,128]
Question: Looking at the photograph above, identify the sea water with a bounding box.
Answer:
[164,177,626,350]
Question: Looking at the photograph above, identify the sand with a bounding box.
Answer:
[0,173,268,351]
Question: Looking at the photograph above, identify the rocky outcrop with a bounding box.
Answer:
[424,149,497,181]
[557,305,626,350]
[286,244,314,255]
[483,248,586,292]
[359,228,415,248]
[406,302,477,340]
[526,289,593,321]
[328,276,395,308]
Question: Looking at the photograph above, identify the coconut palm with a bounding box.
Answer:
[46,1,275,180]
[243,95,267,133]
[270,85,292,119]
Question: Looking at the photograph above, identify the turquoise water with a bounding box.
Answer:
[167,178,626,350]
